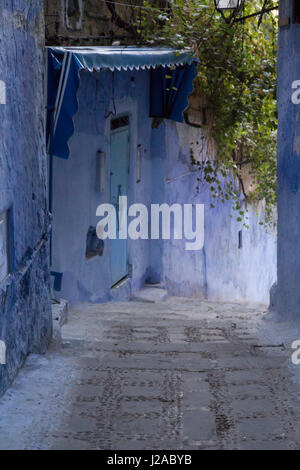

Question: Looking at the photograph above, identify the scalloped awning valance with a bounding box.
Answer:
[47,46,198,159]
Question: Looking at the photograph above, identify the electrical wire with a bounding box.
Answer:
[96,0,204,12]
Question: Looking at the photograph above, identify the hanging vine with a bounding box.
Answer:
[136,0,278,226]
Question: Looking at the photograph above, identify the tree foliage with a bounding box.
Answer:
[137,0,278,226]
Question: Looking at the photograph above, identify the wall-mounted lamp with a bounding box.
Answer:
[96,151,106,193]
[214,0,245,24]
[214,0,278,26]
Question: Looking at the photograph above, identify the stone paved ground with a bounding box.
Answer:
[0,297,299,450]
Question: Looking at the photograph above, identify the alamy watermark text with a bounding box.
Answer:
[96,197,205,251]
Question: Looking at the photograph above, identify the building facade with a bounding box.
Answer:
[273,0,300,320]
[45,0,157,46]
[48,48,276,305]
[0,0,52,396]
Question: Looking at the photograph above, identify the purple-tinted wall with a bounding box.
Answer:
[0,0,52,396]
[51,68,276,305]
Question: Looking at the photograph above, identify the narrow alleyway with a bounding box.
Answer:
[0,298,299,450]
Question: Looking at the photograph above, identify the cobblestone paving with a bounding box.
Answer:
[0,297,299,450]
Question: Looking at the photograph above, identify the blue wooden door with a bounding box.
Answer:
[110,125,129,286]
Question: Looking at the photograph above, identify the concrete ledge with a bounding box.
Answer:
[52,299,69,341]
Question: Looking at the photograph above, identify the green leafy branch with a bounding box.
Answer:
[136,0,278,227]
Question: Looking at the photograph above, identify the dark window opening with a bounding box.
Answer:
[111,116,129,131]
[294,0,300,23]
[67,0,80,17]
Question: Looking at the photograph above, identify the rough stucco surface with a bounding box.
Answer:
[163,121,277,304]
[0,0,52,396]
[276,0,300,319]
[51,69,276,305]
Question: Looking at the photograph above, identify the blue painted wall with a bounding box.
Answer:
[52,68,276,304]
[271,0,300,319]
[52,70,153,303]
[163,121,276,303]
[0,1,52,396]
[274,0,300,319]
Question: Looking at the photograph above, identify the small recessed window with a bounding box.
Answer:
[65,0,83,30]
[0,210,11,283]
[111,116,129,131]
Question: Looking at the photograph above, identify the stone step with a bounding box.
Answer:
[131,287,168,303]
[144,282,166,290]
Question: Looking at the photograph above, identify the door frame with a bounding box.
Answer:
[109,114,130,287]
